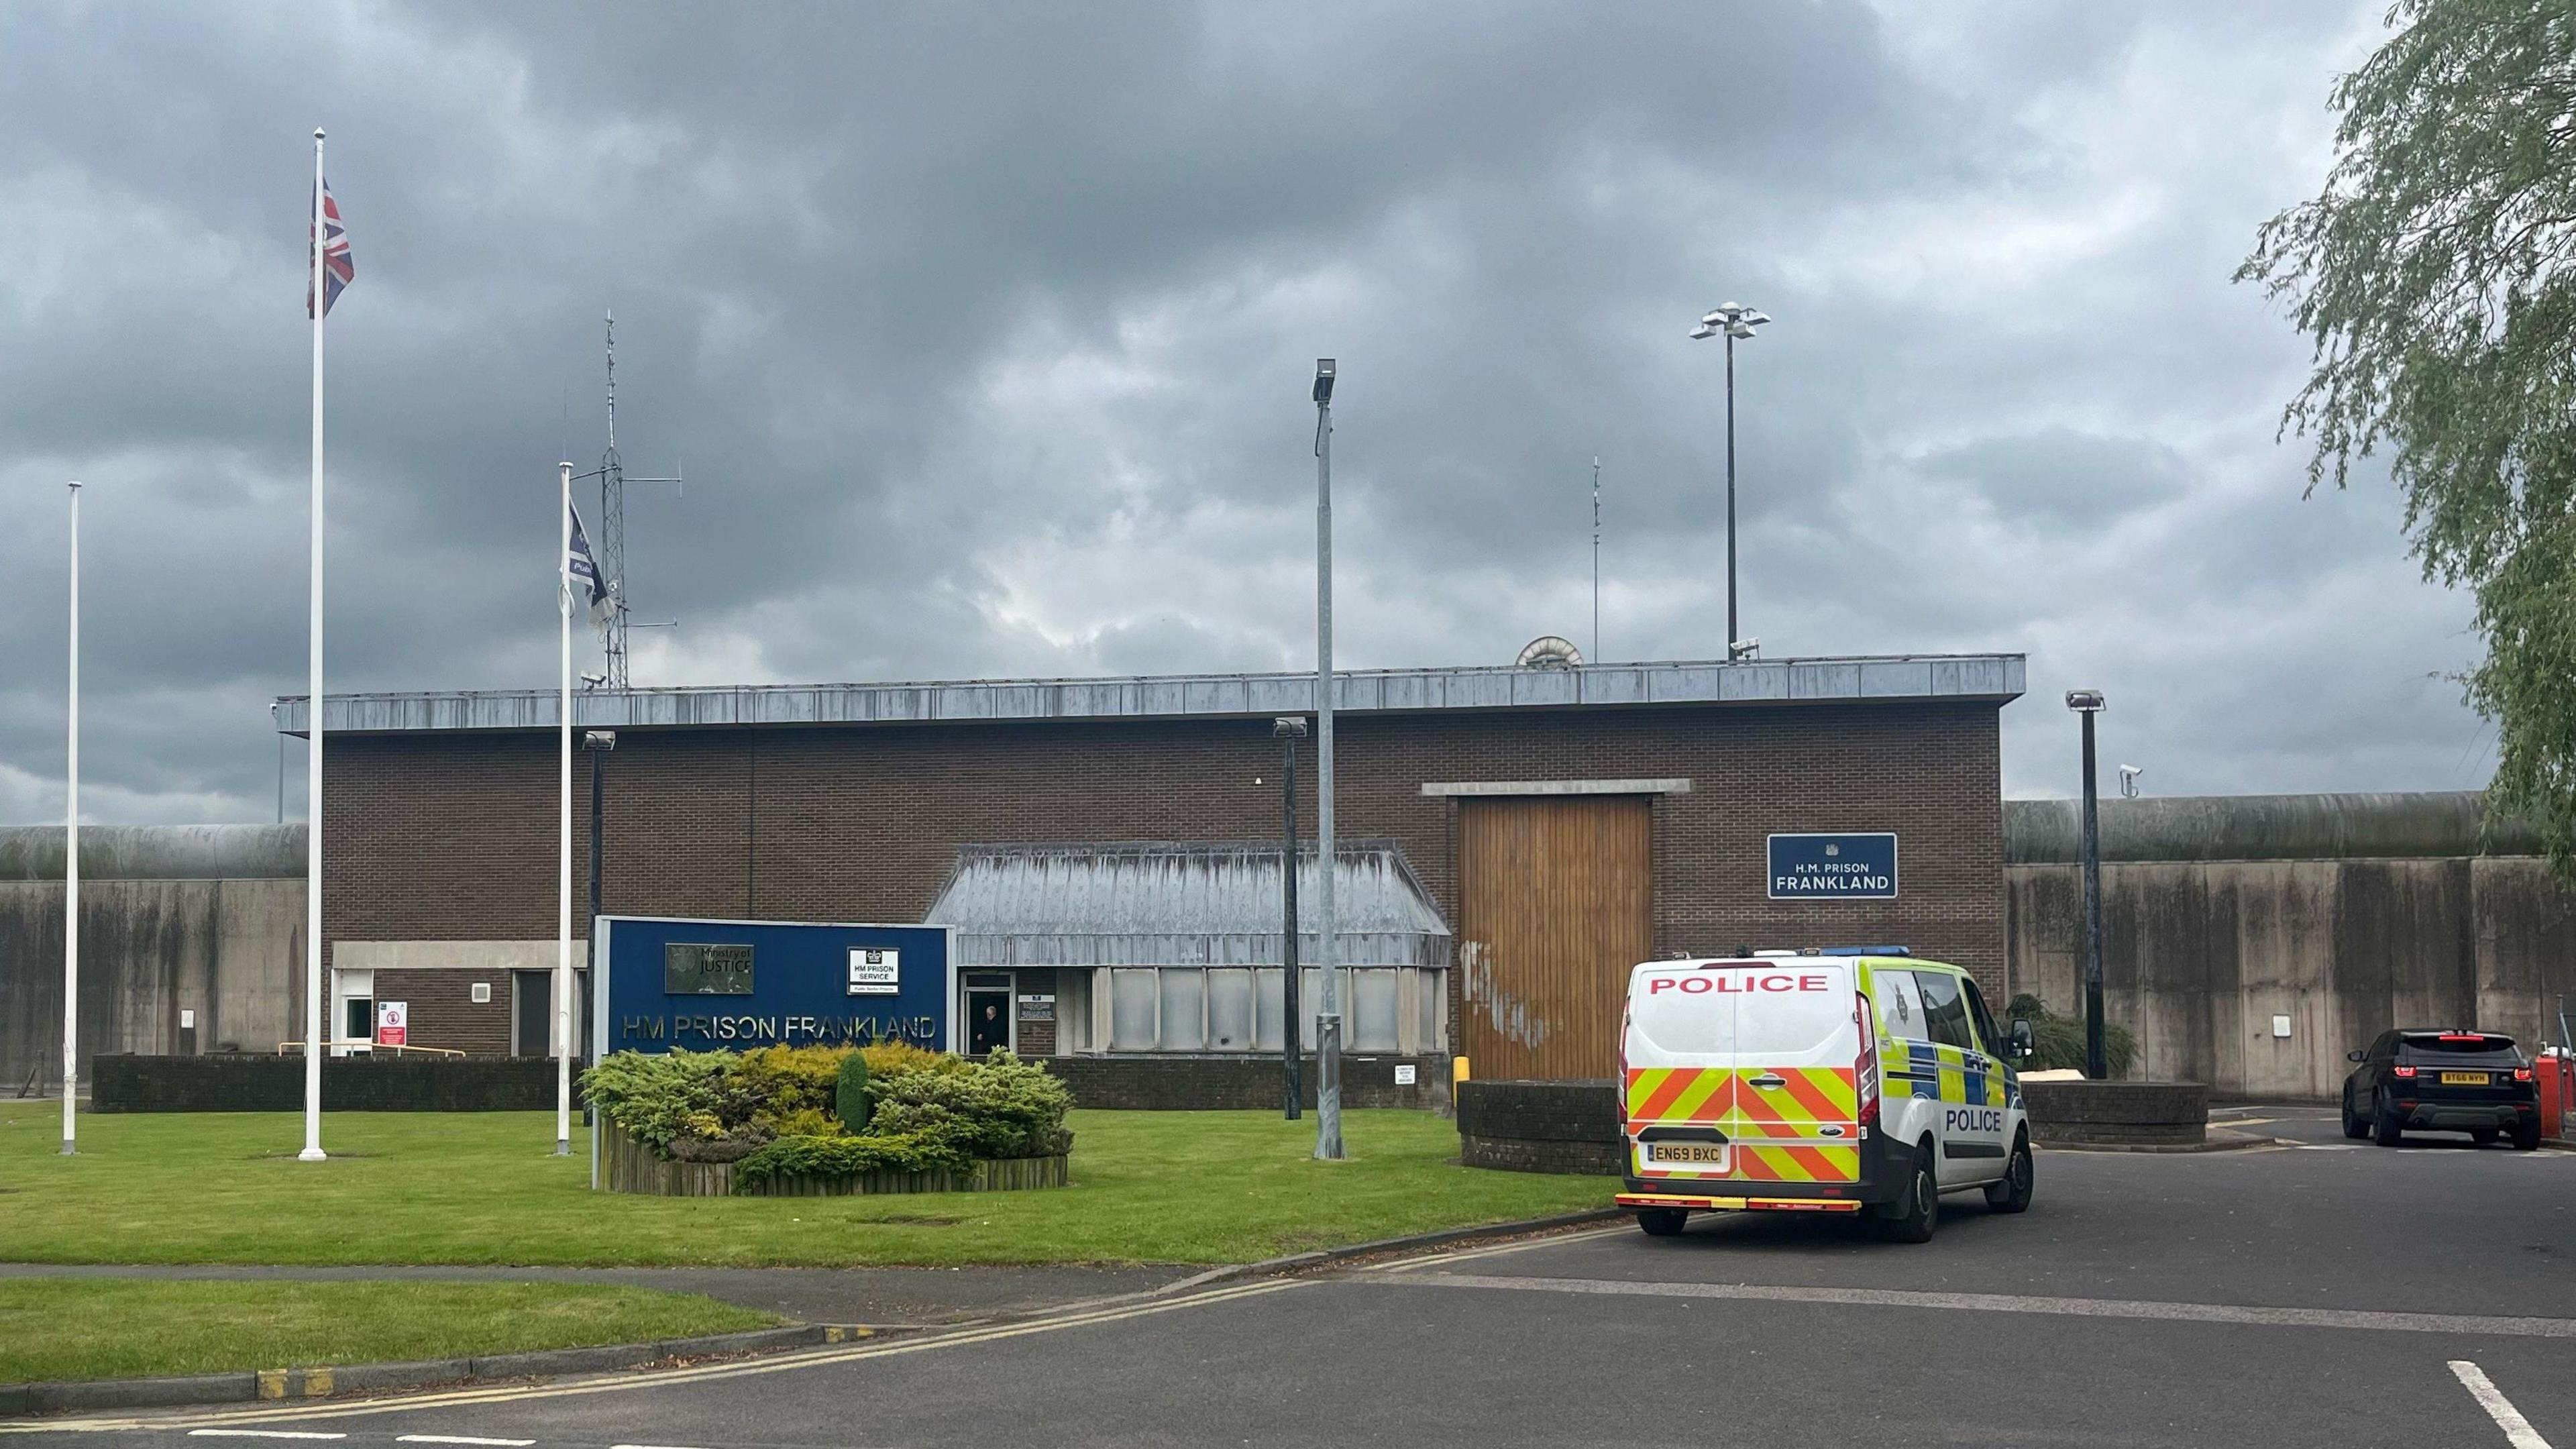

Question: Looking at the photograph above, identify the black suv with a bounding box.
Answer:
[2341,1030,2542,1149]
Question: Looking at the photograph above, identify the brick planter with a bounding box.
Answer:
[600,1128,1069,1197]
[2022,1080,2208,1146]
[1456,1079,1621,1175]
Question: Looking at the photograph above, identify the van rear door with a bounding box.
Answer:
[1624,963,1739,1180]
[1720,960,1861,1185]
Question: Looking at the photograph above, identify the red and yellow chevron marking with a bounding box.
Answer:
[1629,1065,1860,1184]
[1625,1067,1730,1123]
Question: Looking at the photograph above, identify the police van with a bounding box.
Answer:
[1615,949,2034,1242]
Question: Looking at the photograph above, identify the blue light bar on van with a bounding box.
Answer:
[1815,945,1910,957]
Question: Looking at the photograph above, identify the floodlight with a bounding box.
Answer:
[1312,358,1336,404]
[2065,689,2106,712]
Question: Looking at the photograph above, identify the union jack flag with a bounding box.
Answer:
[307,179,353,317]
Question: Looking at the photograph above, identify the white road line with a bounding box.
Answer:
[186,1434,348,1442]
[2453,1360,2555,1448]
[394,1438,538,1446]
[1371,1271,2576,1338]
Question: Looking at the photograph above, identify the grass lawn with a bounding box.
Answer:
[0,1108,1608,1268]
[0,1279,775,1385]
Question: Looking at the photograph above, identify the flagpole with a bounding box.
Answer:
[61,482,80,1156]
[300,127,328,1163]
[556,460,574,1157]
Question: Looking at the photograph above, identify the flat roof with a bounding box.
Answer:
[274,653,2025,737]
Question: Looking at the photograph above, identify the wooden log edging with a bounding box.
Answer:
[602,1130,1070,1197]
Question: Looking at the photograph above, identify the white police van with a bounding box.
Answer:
[1615,949,2033,1242]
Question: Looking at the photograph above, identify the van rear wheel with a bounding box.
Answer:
[1635,1208,1689,1237]
[1983,1134,2034,1214]
[1879,1144,1939,1243]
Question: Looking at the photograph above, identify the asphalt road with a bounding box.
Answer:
[15,1122,2576,1449]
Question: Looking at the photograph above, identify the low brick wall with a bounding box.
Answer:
[2023,1079,2208,1146]
[91,1054,586,1113]
[1456,1079,1621,1175]
[1041,1053,1452,1112]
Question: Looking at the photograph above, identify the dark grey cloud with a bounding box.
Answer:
[0,0,2475,823]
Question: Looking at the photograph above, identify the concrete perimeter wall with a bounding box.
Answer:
[0,825,303,1092]
[2004,793,2576,1099]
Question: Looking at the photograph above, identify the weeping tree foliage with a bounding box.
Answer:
[2238,0,2576,875]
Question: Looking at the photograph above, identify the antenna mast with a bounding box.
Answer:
[585,309,682,690]
[1591,456,1601,663]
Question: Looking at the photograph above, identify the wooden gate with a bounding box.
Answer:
[1457,796,1652,1080]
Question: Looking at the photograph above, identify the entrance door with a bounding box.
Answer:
[966,988,1013,1056]
[330,968,375,1057]
[513,971,553,1059]
[1457,795,1653,1079]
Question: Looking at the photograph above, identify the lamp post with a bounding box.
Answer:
[1689,303,1769,659]
[2066,689,2107,1081]
[583,729,614,1122]
[1274,716,1306,1121]
[1310,358,1344,1161]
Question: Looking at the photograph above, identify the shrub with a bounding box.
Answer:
[860,1040,965,1080]
[580,1050,731,1152]
[869,1051,1072,1159]
[734,1044,852,1129]
[836,1052,875,1132]
[734,1130,971,1183]
[2006,993,2139,1079]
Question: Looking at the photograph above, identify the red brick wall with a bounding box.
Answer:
[321,701,2008,995]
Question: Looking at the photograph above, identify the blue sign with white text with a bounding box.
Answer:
[595,916,955,1058]
[1767,833,1898,900]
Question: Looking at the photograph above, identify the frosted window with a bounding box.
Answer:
[1157,969,1207,1051]
[1419,969,1446,1052]
[1253,969,1285,1051]
[1208,970,1254,1052]
[1110,969,1158,1051]
[1352,969,1400,1051]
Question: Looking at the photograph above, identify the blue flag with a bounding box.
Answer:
[568,503,609,630]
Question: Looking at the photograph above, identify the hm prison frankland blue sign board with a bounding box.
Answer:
[1767,833,1898,900]
[592,915,957,1059]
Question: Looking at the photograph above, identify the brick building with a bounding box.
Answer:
[280,653,2023,1081]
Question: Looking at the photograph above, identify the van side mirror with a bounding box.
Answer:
[2346,1049,2365,1063]
[2008,1019,2035,1061]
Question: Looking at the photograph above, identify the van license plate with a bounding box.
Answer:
[2440,1071,2488,1086]
[1648,1142,1729,1167]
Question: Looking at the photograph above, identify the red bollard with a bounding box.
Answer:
[2541,1053,2566,1142]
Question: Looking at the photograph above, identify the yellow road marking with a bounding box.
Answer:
[5,1280,1306,1436]
[1366,1223,1629,1275]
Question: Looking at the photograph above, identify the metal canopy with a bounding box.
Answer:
[273,653,2026,736]
[926,841,1452,971]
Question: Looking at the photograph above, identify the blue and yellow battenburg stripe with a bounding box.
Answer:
[1886,1038,2014,1108]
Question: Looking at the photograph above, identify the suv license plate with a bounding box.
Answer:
[2440,1071,2489,1085]
[1649,1142,1729,1167]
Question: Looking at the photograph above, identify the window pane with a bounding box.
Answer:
[1419,969,1446,1053]
[1110,969,1157,1051]
[1158,969,1207,1051]
[1253,969,1285,1051]
[1301,969,1324,1052]
[1208,969,1254,1051]
[1914,971,1976,1051]
[1872,969,1927,1043]
[1352,970,1399,1051]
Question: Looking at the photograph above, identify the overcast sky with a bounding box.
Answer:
[0,0,2478,822]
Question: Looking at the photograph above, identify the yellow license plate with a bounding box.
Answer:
[1649,1143,1728,1165]
[2440,1071,2489,1085]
